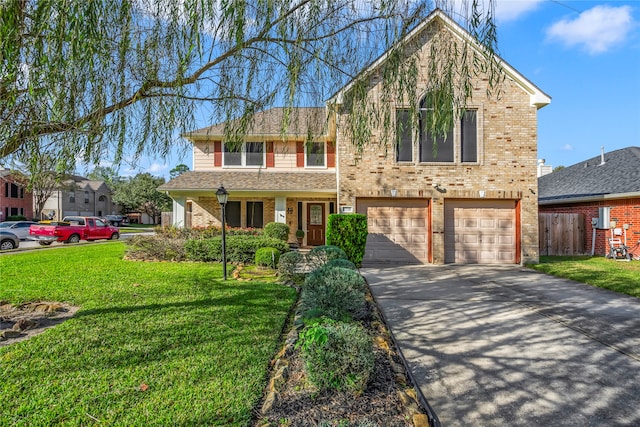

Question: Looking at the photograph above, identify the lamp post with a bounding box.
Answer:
[216,185,229,280]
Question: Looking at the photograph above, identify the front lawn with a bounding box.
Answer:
[0,243,297,426]
[529,256,640,298]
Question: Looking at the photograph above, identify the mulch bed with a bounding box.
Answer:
[254,295,429,427]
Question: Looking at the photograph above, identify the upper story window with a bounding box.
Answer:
[395,97,478,164]
[84,191,90,204]
[4,182,23,198]
[396,110,413,162]
[306,142,325,167]
[419,94,454,163]
[69,191,76,203]
[460,110,478,163]
[223,142,264,167]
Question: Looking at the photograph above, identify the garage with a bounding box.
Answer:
[444,200,518,264]
[357,199,429,265]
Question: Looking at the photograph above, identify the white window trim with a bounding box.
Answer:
[222,142,266,168]
[304,141,327,169]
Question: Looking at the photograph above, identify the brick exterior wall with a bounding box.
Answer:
[336,40,541,264]
[0,174,34,220]
[539,198,640,256]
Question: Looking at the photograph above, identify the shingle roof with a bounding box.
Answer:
[184,107,328,138]
[157,171,336,192]
[538,146,640,202]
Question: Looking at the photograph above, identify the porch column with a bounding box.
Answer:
[172,196,186,227]
[275,196,287,224]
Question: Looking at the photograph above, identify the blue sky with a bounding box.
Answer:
[124,0,639,179]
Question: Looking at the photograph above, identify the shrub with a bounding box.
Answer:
[6,214,27,221]
[299,320,374,394]
[255,247,280,268]
[306,245,348,270]
[326,214,368,267]
[301,266,367,321]
[125,235,187,261]
[323,258,357,271]
[263,222,290,242]
[186,235,288,264]
[277,251,306,284]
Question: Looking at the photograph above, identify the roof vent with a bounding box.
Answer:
[599,146,606,165]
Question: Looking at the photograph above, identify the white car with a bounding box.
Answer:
[0,221,38,240]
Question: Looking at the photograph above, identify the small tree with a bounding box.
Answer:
[113,173,172,224]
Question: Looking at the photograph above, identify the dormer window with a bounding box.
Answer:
[223,142,264,167]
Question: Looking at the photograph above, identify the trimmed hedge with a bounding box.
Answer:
[299,320,374,394]
[255,247,280,268]
[326,213,368,267]
[323,258,358,270]
[263,222,290,242]
[185,235,288,264]
[125,235,187,261]
[306,245,348,270]
[301,266,367,321]
[277,251,306,284]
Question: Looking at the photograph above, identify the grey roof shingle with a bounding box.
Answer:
[157,171,336,192]
[184,107,328,138]
[538,146,640,201]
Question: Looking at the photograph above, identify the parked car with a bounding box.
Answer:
[29,216,120,245]
[105,215,124,227]
[0,220,38,240]
[0,230,19,250]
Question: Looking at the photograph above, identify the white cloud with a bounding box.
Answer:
[562,144,573,151]
[449,0,543,23]
[146,162,168,174]
[494,0,544,22]
[546,5,635,54]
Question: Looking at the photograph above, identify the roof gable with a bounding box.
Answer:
[539,146,640,201]
[330,9,550,109]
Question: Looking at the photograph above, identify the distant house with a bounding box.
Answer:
[160,9,551,265]
[0,168,34,220]
[41,176,118,220]
[538,147,640,256]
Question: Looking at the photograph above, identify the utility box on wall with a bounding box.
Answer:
[596,207,610,229]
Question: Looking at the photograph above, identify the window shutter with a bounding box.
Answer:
[266,142,275,167]
[296,141,304,167]
[327,141,336,167]
[214,141,222,167]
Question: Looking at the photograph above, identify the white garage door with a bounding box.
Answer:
[445,200,517,264]
[357,199,429,265]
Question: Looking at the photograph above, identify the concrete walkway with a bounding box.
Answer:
[362,265,640,426]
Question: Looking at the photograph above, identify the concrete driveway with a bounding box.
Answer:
[362,265,640,426]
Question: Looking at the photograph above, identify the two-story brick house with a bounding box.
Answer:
[160,10,550,264]
[41,175,117,220]
[0,168,34,220]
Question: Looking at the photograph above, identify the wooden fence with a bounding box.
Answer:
[539,213,586,256]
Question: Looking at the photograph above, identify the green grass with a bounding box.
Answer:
[529,256,640,298]
[0,244,297,426]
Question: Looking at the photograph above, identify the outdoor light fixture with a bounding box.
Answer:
[216,185,229,280]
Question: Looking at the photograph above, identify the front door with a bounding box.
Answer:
[307,203,325,246]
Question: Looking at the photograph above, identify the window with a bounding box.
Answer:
[225,201,241,228]
[84,191,90,204]
[419,95,454,162]
[461,110,478,163]
[69,191,76,203]
[396,110,413,162]
[306,142,325,167]
[246,201,264,228]
[9,183,19,198]
[223,142,264,167]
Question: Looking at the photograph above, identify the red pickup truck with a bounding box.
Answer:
[29,216,120,246]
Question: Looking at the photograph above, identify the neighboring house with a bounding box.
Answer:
[41,176,118,220]
[0,168,34,220]
[159,9,550,265]
[538,146,640,256]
